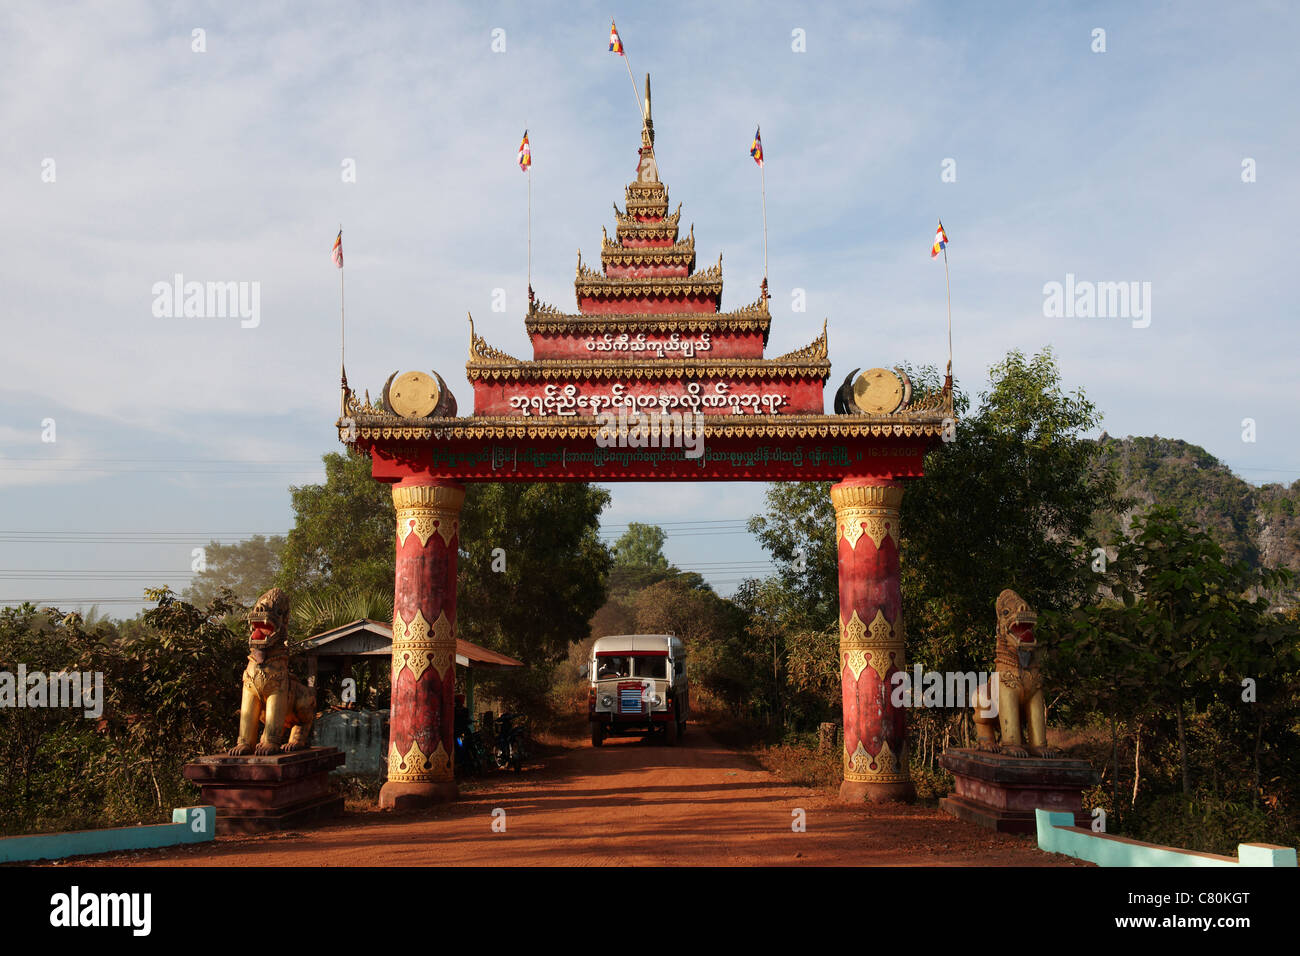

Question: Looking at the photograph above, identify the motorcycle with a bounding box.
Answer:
[493,712,527,773]
[455,723,492,776]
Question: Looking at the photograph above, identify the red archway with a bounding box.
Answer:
[337,82,952,808]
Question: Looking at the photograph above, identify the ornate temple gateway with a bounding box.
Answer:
[337,79,954,809]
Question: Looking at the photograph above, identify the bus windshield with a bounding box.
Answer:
[595,655,667,680]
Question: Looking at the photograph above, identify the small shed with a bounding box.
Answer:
[299,618,524,715]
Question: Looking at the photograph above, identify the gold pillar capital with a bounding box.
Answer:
[830,481,903,515]
[393,482,464,548]
[831,481,903,551]
[392,482,466,513]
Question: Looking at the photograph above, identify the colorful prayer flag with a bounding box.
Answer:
[931,219,949,258]
[331,230,343,268]
[518,130,531,171]
[609,20,624,55]
[750,127,764,167]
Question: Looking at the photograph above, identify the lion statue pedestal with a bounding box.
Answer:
[939,589,1097,834]
[939,748,1097,834]
[184,748,345,834]
[183,588,345,834]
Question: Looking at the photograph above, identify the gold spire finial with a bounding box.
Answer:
[641,72,655,150]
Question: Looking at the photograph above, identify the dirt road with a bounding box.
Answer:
[83,725,1079,866]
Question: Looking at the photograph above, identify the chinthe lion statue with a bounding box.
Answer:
[227,588,316,756]
[971,589,1061,759]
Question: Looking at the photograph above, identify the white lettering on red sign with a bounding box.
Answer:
[508,382,788,417]
[584,332,712,358]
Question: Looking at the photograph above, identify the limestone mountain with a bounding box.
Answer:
[1092,435,1300,575]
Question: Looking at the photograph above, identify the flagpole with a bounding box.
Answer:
[526,123,532,299]
[527,163,533,297]
[759,131,768,287]
[614,23,654,179]
[942,243,953,379]
[339,223,346,391]
[623,52,646,126]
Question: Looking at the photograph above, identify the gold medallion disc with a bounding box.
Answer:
[388,371,441,419]
[852,368,905,414]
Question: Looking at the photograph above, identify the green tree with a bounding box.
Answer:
[0,605,116,832]
[632,577,750,711]
[731,576,838,730]
[749,349,1118,676]
[185,534,286,607]
[1056,508,1297,797]
[292,586,393,637]
[902,348,1119,677]
[457,483,613,666]
[612,522,669,569]
[103,588,248,807]
[277,453,393,600]
[277,451,614,678]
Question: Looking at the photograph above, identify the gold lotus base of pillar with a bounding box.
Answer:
[379,779,457,809]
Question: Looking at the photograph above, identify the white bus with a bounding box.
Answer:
[585,634,688,747]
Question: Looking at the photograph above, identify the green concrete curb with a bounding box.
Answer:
[0,806,215,864]
[1036,808,1298,867]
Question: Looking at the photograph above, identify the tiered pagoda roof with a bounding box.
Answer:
[338,73,954,478]
[462,74,830,409]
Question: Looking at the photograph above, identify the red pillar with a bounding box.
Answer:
[831,478,912,803]
[379,479,464,809]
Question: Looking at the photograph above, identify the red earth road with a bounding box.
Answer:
[76,725,1084,866]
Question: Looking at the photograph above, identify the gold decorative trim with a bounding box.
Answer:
[844,648,871,681]
[601,235,694,257]
[840,608,904,681]
[616,224,680,243]
[393,484,465,547]
[909,386,956,415]
[830,483,905,511]
[340,413,950,445]
[841,608,902,651]
[523,295,770,334]
[574,274,722,298]
[527,297,565,318]
[625,180,668,201]
[832,482,903,550]
[392,609,456,683]
[467,314,521,364]
[601,251,696,271]
[842,610,869,649]
[526,316,768,335]
[614,202,680,230]
[844,738,909,783]
[869,607,899,645]
[770,320,828,364]
[387,738,452,783]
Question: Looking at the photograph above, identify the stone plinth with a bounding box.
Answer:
[939,747,1098,834]
[183,747,345,834]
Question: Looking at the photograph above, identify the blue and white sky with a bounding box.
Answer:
[2,1,1296,615]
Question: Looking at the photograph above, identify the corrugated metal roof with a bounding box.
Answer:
[301,619,524,668]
